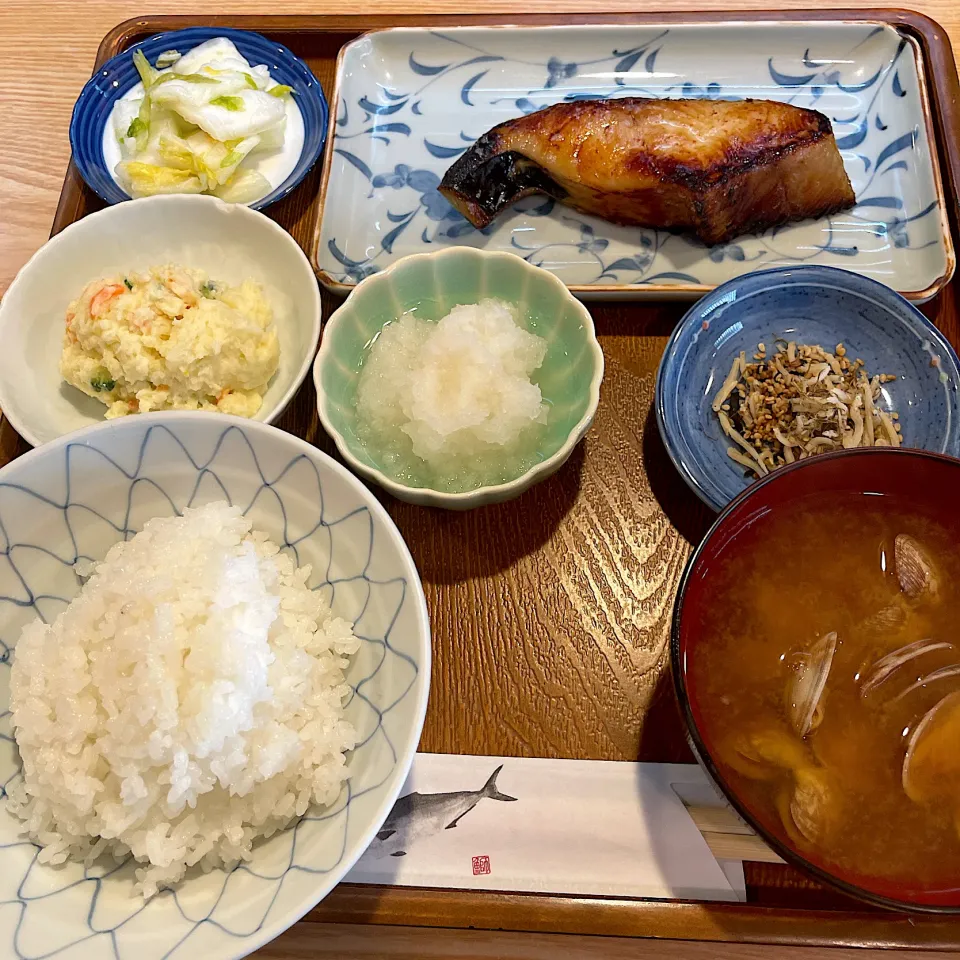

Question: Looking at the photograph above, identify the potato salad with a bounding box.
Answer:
[60,264,280,419]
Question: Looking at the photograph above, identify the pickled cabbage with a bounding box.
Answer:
[111,37,293,204]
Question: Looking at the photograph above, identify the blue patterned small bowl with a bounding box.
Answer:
[656,264,960,511]
[69,27,328,209]
[0,412,430,959]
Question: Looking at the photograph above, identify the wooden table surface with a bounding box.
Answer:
[3,2,960,958]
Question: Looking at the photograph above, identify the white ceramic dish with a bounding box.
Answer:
[313,247,604,509]
[315,21,954,302]
[0,412,431,960]
[0,195,321,447]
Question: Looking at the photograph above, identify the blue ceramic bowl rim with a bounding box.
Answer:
[68,26,328,211]
[655,264,960,512]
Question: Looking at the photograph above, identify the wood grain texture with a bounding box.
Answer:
[5,5,960,958]
[306,884,960,947]
[258,923,960,959]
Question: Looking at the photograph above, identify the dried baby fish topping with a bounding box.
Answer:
[712,341,901,477]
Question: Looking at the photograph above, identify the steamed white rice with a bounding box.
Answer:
[7,501,359,897]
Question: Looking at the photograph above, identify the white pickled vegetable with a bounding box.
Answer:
[112,100,142,157]
[156,131,262,190]
[170,37,252,75]
[112,99,140,140]
[249,64,274,89]
[215,135,262,184]
[213,169,272,203]
[109,36,292,203]
[115,162,205,196]
[155,49,182,69]
[254,116,287,150]
[132,49,161,89]
[150,83,285,141]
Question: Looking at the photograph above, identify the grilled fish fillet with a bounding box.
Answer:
[439,98,856,245]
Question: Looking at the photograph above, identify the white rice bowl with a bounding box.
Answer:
[0,413,429,960]
[9,502,360,898]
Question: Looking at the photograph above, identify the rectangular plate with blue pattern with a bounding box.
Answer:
[314,22,954,301]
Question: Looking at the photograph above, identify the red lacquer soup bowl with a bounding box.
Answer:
[672,447,960,913]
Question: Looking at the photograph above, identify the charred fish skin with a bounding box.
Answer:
[439,131,568,229]
[439,97,857,245]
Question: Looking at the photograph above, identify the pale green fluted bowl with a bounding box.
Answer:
[313,247,604,509]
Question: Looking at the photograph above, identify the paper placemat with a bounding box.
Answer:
[345,754,746,902]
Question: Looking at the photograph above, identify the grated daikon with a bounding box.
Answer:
[355,299,549,492]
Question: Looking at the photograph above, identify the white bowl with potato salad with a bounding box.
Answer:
[0,194,320,446]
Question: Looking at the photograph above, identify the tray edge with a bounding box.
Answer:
[312,883,960,948]
[39,9,960,948]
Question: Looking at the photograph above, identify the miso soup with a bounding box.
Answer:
[687,492,960,904]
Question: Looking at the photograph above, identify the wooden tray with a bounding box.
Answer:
[30,9,960,950]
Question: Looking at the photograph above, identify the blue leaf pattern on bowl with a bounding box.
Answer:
[0,420,426,959]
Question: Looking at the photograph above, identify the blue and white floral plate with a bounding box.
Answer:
[0,413,430,959]
[314,22,954,301]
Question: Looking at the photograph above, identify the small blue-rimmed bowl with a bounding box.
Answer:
[656,264,960,512]
[69,26,328,210]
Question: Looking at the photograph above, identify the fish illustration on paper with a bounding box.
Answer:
[365,764,517,859]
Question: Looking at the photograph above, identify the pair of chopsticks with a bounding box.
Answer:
[685,803,784,864]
